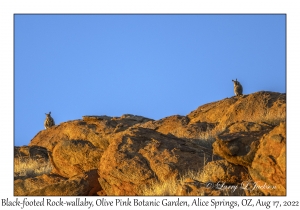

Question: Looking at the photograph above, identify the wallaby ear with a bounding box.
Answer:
[49,111,51,115]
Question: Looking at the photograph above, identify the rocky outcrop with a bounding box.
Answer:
[99,127,212,195]
[29,114,154,151]
[188,91,285,126]
[16,91,285,196]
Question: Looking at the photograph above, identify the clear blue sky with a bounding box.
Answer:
[14,14,286,146]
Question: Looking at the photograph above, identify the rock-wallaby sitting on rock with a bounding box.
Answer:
[44,112,55,129]
[232,79,243,96]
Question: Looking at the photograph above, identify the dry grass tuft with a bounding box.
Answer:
[141,169,203,196]
[142,179,179,196]
[14,157,52,179]
[171,125,227,149]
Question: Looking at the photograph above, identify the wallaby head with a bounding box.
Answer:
[232,79,239,86]
[45,112,51,117]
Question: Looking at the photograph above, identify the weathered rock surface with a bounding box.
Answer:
[139,115,218,141]
[14,170,102,196]
[99,127,212,195]
[50,140,103,178]
[14,145,49,162]
[29,114,154,151]
[15,173,66,196]
[212,122,273,167]
[188,91,285,127]
[211,121,286,196]
[249,122,286,196]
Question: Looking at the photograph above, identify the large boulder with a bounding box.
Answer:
[29,115,153,152]
[212,121,286,196]
[188,91,286,127]
[212,122,273,167]
[99,127,212,195]
[29,119,110,152]
[49,140,103,178]
[249,122,286,195]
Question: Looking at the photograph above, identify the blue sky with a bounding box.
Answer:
[14,14,286,146]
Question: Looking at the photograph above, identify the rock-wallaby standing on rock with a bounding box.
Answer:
[44,112,55,129]
[232,79,243,96]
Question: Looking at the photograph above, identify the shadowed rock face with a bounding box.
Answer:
[14,145,49,161]
[212,121,274,167]
[18,91,285,196]
[211,122,286,196]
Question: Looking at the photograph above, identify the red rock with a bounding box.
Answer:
[99,127,212,195]
[249,122,286,195]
